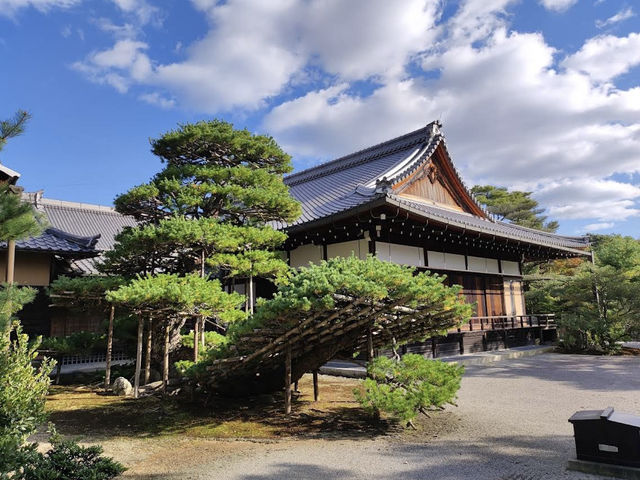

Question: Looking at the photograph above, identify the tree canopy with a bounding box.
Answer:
[113,120,300,224]
[0,110,30,154]
[187,256,471,395]
[103,120,299,298]
[526,234,640,352]
[0,186,43,243]
[106,273,246,324]
[471,185,558,232]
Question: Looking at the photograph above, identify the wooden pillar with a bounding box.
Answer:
[104,305,115,390]
[284,343,292,415]
[163,322,170,393]
[6,239,15,284]
[134,314,143,398]
[313,370,319,402]
[193,317,199,362]
[200,316,205,349]
[367,327,374,362]
[144,315,153,385]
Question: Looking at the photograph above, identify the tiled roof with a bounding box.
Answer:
[0,228,98,255]
[284,123,438,227]
[14,193,138,274]
[34,197,136,251]
[386,195,589,252]
[283,123,590,253]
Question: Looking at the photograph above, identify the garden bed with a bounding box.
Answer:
[43,374,397,442]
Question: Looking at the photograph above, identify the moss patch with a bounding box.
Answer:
[45,374,395,442]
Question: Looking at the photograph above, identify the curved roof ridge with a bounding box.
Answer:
[285,122,437,186]
[46,227,101,249]
[492,219,589,242]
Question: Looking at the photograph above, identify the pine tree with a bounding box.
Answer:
[103,120,300,285]
[0,110,30,154]
[471,185,558,232]
[101,120,301,364]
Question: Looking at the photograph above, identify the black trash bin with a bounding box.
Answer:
[569,407,640,468]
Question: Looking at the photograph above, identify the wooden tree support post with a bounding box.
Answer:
[134,314,143,399]
[313,370,319,402]
[200,316,205,349]
[367,327,374,362]
[284,343,292,415]
[144,315,153,385]
[193,316,199,362]
[163,322,170,393]
[104,305,115,390]
[6,239,15,284]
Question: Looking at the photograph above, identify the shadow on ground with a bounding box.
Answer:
[45,375,395,442]
[216,435,581,480]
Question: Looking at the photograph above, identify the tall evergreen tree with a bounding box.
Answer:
[471,185,558,232]
[0,110,43,284]
[104,120,300,292]
[103,119,301,334]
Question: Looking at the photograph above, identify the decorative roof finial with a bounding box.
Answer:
[375,177,393,194]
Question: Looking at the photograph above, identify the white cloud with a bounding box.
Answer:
[539,0,578,12]
[534,179,640,221]
[563,33,640,82]
[582,222,615,231]
[596,6,635,28]
[69,0,640,227]
[110,0,160,26]
[92,18,138,40]
[0,0,79,16]
[264,14,640,222]
[72,39,151,92]
[139,92,175,109]
[75,0,442,111]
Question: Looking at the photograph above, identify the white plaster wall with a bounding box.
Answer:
[327,239,368,260]
[289,243,323,268]
[501,260,520,276]
[376,242,424,267]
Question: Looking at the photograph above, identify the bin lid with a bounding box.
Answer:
[569,407,640,427]
[609,412,640,428]
[569,409,605,422]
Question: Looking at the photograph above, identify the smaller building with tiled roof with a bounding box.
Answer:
[21,192,137,274]
[0,188,136,336]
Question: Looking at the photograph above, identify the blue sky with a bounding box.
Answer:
[0,0,639,237]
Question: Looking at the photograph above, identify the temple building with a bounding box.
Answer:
[278,121,590,356]
[0,180,135,336]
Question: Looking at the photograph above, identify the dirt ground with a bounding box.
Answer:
[37,353,640,479]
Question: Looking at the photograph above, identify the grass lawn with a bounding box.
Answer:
[45,373,395,442]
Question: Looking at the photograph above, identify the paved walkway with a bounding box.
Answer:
[320,344,555,377]
[117,353,640,479]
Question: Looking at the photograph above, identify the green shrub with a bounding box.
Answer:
[354,354,464,425]
[39,332,106,356]
[180,330,228,351]
[13,432,125,480]
[0,285,52,476]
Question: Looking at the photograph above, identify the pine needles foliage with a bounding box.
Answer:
[354,354,464,425]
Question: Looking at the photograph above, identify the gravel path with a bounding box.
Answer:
[117,353,640,479]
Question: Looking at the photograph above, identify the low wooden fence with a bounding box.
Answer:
[453,314,556,332]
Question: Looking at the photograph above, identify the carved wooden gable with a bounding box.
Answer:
[392,144,486,217]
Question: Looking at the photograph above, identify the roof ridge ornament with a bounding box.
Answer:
[375,177,393,194]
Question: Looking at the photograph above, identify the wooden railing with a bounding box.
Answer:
[452,314,556,333]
